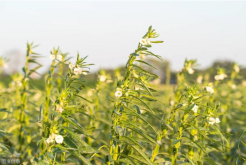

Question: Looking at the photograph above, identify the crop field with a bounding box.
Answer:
[0,27,246,165]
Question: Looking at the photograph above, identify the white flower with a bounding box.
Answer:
[82,71,88,75]
[50,133,56,139]
[205,86,214,94]
[55,135,64,144]
[197,76,203,84]
[69,63,74,70]
[208,117,220,125]
[46,137,54,144]
[194,135,198,141]
[215,118,220,123]
[56,54,63,61]
[234,65,240,73]
[87,90,93,97]
[46,133,56,144]
[187,68,194,74]
[170,100,175,106]
[115,90,122,98]
[214,73,227,81]
[135,86,140,90]
[135,86,143,91]
[17,81,22,87]
[99,75,106,82]
[192,105,198,113]
[243,81,246,86]
[231,84,236,89]
[74,67,83,75]
[56,105,63,113]
[208,117,216,125]
[140,38,151,46]
[50,54,56,60]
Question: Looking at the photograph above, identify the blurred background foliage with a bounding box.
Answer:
[1,58,245,88]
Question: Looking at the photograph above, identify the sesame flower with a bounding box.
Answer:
[234,65,240,73]
[69,63,74,70]
[242,81,246,86]
[157,140,162,145]
[231,84,236,89]
[192,105,198,113]
[214,73,227,81]
[56,105,63,113]
[170,100,175,106]
[56,54,63,61]
[205,86,214,94]
[46,137,54,144]
[140,38,151,46]
[187,67,194,74]
[74,67,83,75]
[87,90,93,97]
[55,135,64,144]
[99,75,106,82]
[17,81,22,87]
[46,133,56,144]
[208,117,220,125]
[115,89,122,98]
[196,75,203,84]
[194,135,198,141]
[50,54,56,60]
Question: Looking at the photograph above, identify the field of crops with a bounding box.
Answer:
[0,27,246,165]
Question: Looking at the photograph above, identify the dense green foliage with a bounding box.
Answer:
[0,27,246,165]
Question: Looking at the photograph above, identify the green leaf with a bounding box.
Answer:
[124,106,157,134]
[180,154,195,165]
[182,136,207,153]
[135,60,157,70]
[74,94,92,103]
[129,95,156,115]
[130,145,155,165]
[127,127,157,145]
[150,41,163,43]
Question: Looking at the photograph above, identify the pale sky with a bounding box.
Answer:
[0,1,246,73]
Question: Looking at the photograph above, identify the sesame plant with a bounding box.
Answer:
[100,26,164,164]
[37,52,95,164]
[0,129,10,156]
[151,60,227,165]
[212,63,246,164]
[18,42,42,159]
[0,26,246,165]
[236,130,246,164]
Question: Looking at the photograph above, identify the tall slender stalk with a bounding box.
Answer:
[19,42,42,158]
[109,26,163,164]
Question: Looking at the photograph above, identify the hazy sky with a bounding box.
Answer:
[0,1,246,72]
